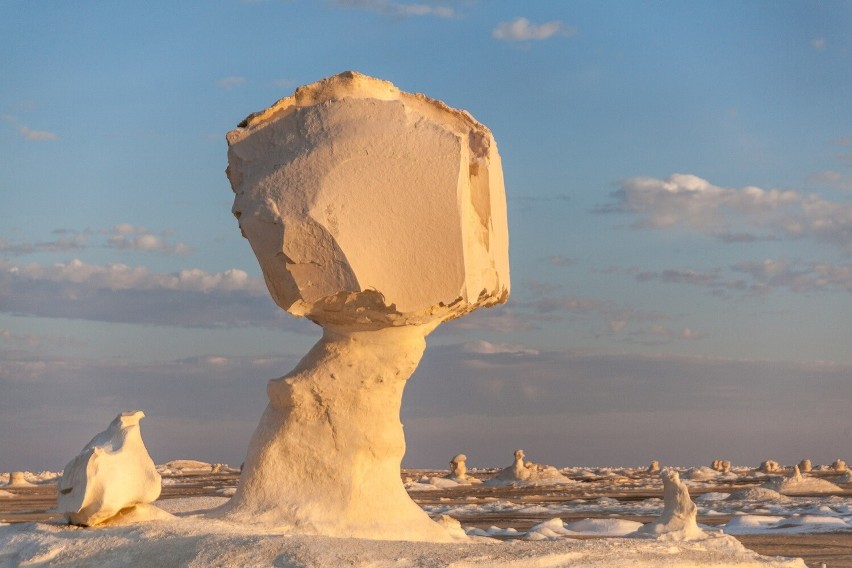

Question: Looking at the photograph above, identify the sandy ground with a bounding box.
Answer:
[2,469,850,566]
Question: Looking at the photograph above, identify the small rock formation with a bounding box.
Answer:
[762,464,842,495]
[220,71,509,541]
[798,459,812,473]
[486,449,572,486]
[711,459,731,473]
[57,411,163,526]
[648,460,660,474]
[832,458,848,472]
[758,460,782,473]
[7,472,33,487]
[449,454,468,480]
[682,466,718,481]
[636,469,704,539]
[494,449,532,482]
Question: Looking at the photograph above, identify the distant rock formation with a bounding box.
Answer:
[648,460,660,474]
[486,449,572,486]
[758,460,782,473]
[711,459,731,473]
[762,464,842,495]
[6,472,33,487]
[832,459,848,472]
[797,459,812,473]
[449,454,469,481]
[57,411,164,526]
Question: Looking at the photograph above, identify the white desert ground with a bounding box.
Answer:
[2,458,852,567]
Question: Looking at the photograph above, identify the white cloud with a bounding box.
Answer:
[811,37,827,50]
[216,76,246,90]
[605,173,852,253]
[492,17,575,42]
[331,0,455,18]
[5,258,264,294]
[105,224,191,254]
[0,258,304,329]
[18,125,58,141]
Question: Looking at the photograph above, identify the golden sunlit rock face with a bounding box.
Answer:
[220,71,510,541]
[227,70,509,328]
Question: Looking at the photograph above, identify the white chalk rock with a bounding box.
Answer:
[228,70,509,327]
[220,72,510,542]
[6,472,33,487]
[637,469,704,540]
[648,460,660,474]
[449,454,468,480]
[57,411,162,526]
[762,464,842,495]
[486,449,572,486]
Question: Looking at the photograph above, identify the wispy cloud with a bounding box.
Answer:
[541,255,574,267]
[331,0,455,18]
[0,225,190,256]
[18,125,59,141]
[107,224,191,255]
[2,115,59,141]
[635,259,852,296]
[811,37,827,50]
[463,340,539,356]
[492,17,575,42]
[601,173,852,254]
[216,76,246,90]
[807,170,852,191]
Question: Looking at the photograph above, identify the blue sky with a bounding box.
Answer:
[2,0,851,471]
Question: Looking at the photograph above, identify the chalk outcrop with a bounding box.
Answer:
[758,460,782,474]
[6,472,33,487]
[449,454,469,481]
[486,449,572,486]
[648,460,660,474]
[762,464,842,495]
[221,71,509,541]
[57,411,163,526]
[797,459,812,473]
[637,469,704,540]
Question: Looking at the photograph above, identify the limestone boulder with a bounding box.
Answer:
[227,71,509,327]
[57,411,162,526]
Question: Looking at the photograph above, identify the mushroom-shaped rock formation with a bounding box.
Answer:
[648,460,661,474]
[449,454,468,480]
[636,469,704,540]
[57,411,163,526]
[832,458,848,472]
[220,71,510,542]
[798,458,812,473]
